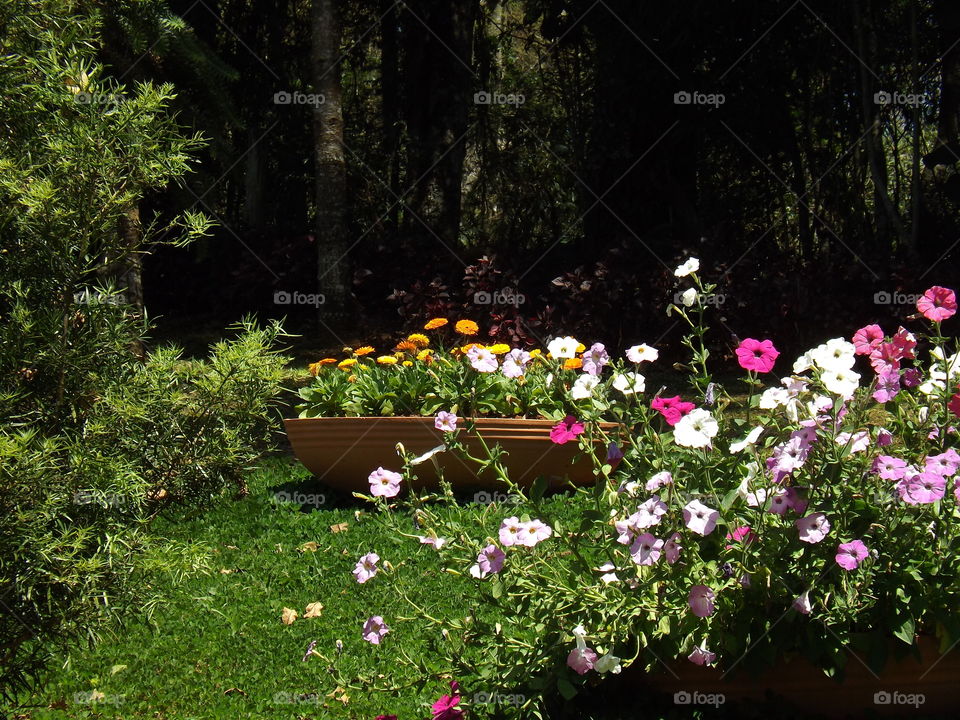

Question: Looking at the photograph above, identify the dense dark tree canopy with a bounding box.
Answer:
[84,0,959,357]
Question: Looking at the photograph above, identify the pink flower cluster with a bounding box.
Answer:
[651,395,696,426]
[499,516,553,547]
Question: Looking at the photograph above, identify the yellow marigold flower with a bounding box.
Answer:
[576,343,586,353]
[455,319,479,336]
[406,333,430,348]
[488,343,511,355]
[395,340,418,354]
[529,349,543,360]
[377,355,398,365]
[563,358,583,370]
[308,357,338,375]
[338,358,358,370]
[354,346,375,356]
[308,362,322,376]
[347,374,357,383]
[417,349,434,361]
[424,318,448,330]
[402,360,413,367]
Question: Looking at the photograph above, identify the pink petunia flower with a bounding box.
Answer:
[664,532,682,564]
[926,449,960,477]
[793,590,812,615]
[835,430,871,454]
[434,411,458,432]
[431,680,464,720]
[795,512,831,544]
[501,348,531,379]
[873,455,908,481]
[688,585,716,618]
[567,646,599,675]
[645,471,673,492]
[682,499,719,536]
[836,540,869,570]
[949,392,960,419]
[852,324,884,355]
[869,342,902,376]
[550,415,585,444]
[630,532,664,565]
[736,338,780,373]
[581,342,610,376]
[470,544,506,578]
[651,395,696,426]
[466,345,498,373]
[877,428,894,446]
[917,286,957,323]
[872,369,900,403]
[688,642,716,666]
[498,516,524,547]
[897,471,946,505]
[724,526,755,549]
[369,467,403,498]
[362,615,390,644]
[902,368,921,387]
[635,496,668,528]
[517,519,553,547]
[353,552,380,583]
[892,327,917,359]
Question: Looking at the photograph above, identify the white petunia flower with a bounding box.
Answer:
[674,408,719,448]
[674,257,700,277]
[547,336,581,359]
[570,374,600,400]
[612,372,646,395]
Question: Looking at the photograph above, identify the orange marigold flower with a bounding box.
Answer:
[460,342,483,354]
[424,318,449,330]
[455,319,479,336]
[488,343,511,355]
[354,346,375,356]
[395,340,418,354]
[406,333,430,348]
[338,358,358,370]
[377,355,398,365]
[563,358,583,370]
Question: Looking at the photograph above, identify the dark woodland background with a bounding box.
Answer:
[99,0,960,363]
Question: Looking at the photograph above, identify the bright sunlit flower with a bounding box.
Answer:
[626,343,659,363]
[455,319,479,335]
[917,286,957,322]
[673,408,718,448]
[354,346,375,356]
[736,338,779,373]
[682,499,719,535]
[368,467,402,497]
[434,411,458,432]
[547,336,581,359]
[362,615,390,644]
[406,333,429,348]
[570,374,600,400]
[466,345,498,373]
[563,357,584,370]
[424,318,448,330]
[338,358,358,370]
[674,257,700,277]
[612,372,645,395]
[487,343,511,355]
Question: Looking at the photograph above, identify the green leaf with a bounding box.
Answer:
[720,485,740,511]
[892,615,915,645]
[556,676,578,700]
[530,476,548,503]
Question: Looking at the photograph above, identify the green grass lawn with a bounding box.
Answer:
[6,455,948,720]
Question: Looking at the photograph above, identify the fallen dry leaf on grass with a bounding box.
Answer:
[330,522,348,534]
[223,687,247,696]
[281,607,298,625]
[326,686,349,705]
[304,602,324,618]
[299,541,319,552]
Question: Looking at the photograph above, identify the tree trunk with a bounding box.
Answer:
[312,0,353,326]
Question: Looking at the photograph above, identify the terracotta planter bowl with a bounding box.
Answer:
[283,416,616,492]
[637,635,958,716]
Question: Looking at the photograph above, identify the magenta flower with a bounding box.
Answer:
[550,415,585,444]
[645,471,673,491]
[498,516,524,547]
[723,525,755,549]
[950,392,960,419]
[581,342,610,375]
[873,455,908,481]
[892,327,917,358]
[897,471,946,505]
[836,540,869,570]
[869,342,902,376]
[955,478,960,504]
[434,411,458,432]
[917,286,957,323]
[431,680,464,720]
[469,544,505,578]
[872,369,900,403]
[735,338,780,373]
[362,615,390,644]
[567,646,599,675]
[926,450,960,477]
[630,532,664,565]
[795,512,831,544]
[664,532,682,564]
[852,324,884,355]
[466,345,498,373]
[353,552,380,583]
[902,368,921,387]
[688,642,716,666]
[368,467,403,498]
[683,499,719,536]
[688,585,716,618]
[650,395,696,426]
[517,519,553,547]
[877,428,894,446]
